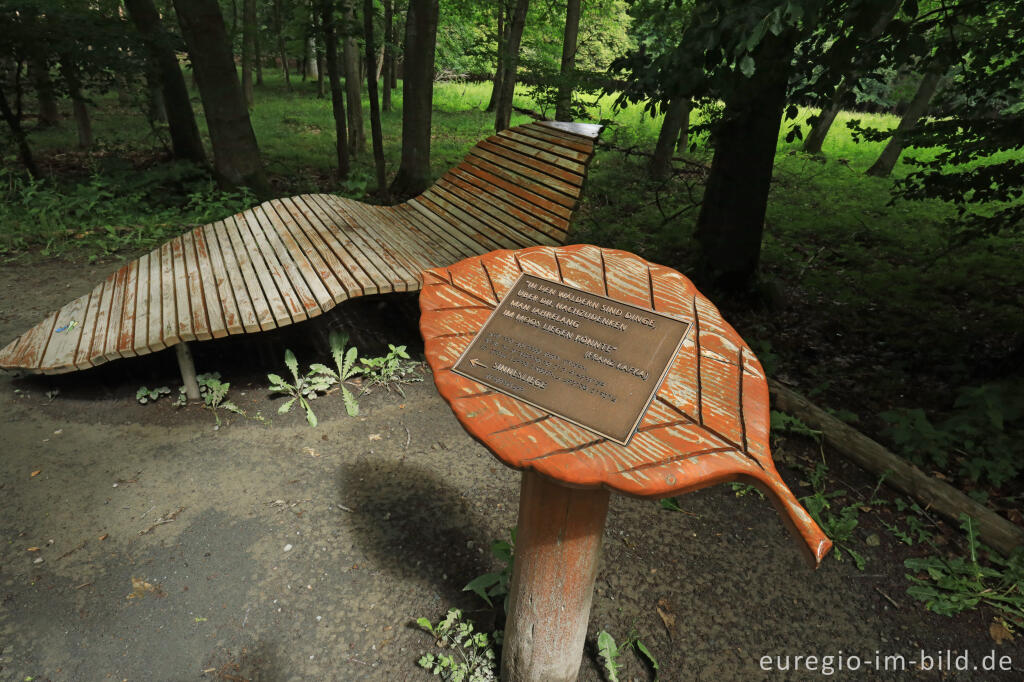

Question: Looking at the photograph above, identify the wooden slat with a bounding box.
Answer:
[70,280,104,368]
[392,203,481,260]
[225,214,283,329]
[169,236,195,343]
[115,259,139,357]
[314,195,420,291]
[144,247,167,352]
[99,264,128,362]
[249,203,319,319]
[475,140,583,186]
[237,209,303,324]
[208,220,261,333]
[192,227,229,339]
[500,128,591,163]
[270,197,362,303]
[536,120,603,141]
[408,197,503,253]
[467,149,580,204]
[430,181,550,247]
[89,271,119,364]
[181,230,213,340]
[521,123,595,155]
[39,294,90,372]
[131,252,151,354]
[494,130,589,173]
[450,162,572,221]
[9,311,59,370]
[380,203,473,263]
[415,191,517,251]
[419,188,526,249]
[261,198,336,311]
[437,175,562,244]
[334,198,437,278]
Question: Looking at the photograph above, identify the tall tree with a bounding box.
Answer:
[485,1,508,113]
[125,0,207,165]
[381,0,393,111]
[388,0,438,196]
[60,55,92,148]
[364,0,386,195]
[242,0,256,106]
[649,97,688,180]
[272,0,292,89]
[493,0,528,131]
[554,0,580,121]
[322,0,350,178]
[29,58,59,127]
[174,0,269,194]
[866,68,943,177]
[342,0,366,155]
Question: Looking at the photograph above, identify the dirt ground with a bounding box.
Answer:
[1,259,1021,682]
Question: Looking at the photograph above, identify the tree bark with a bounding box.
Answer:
[803,88,844,155]
[388,0,439,197]
[125,0,207,165]
[255,14,264,86]
[147,77,168,123]
[649,97,688,180]
[273,0,292,89]
[0,81,39,178]
[322,0,349,179]
[29,58,59,128]
[364,0,386,197]
[494,0,529,132]
[342,0,366,155]
[241,0,256,106]
[866,69,942,177]
[485,2,506,113]
[60,58,92,148]
[382,0,394,111]
[676,98,691,152]
[305,36,319,79]
[174,0,269,194]
[554,0,580,122]
[696,31,795,292]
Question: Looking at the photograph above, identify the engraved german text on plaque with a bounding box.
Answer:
[452,274,691,445]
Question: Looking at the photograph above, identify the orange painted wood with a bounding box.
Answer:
[419,244,831,566]
[0,122,603,374]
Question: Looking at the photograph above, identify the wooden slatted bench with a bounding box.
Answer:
[0,121,602,392]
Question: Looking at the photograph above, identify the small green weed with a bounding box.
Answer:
[136,385,170,404]
[596,628,659,682]
[307,331,361,417]
[358,344,422,395]
[905,514,1024,620]
[771,410,824,442]
[799,461,868,570]
[137,374,244,425]
[463,528,516,611]
[416,608,500,682]
[730,483,766,499]
[268,349,323,427]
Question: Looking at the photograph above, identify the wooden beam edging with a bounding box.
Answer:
[769,380,1024,557]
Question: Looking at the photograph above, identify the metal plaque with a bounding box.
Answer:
[453,273,691,445]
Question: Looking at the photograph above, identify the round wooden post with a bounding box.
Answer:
[501,471,611,682]
[175,342,201,402]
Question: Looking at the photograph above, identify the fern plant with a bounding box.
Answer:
[307,331,361,417]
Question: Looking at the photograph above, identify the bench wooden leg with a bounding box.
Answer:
[501,470,611,682]
[175,342,201,402]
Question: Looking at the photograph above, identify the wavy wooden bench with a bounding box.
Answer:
[0,121,602,395]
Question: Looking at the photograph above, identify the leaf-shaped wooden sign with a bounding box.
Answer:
[419,244,831,566]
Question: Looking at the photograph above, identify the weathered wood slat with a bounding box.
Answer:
[39,293,90,373]
[466,149,580,203]
[395,203,483,258]
[100,264,128,362]
[209,220,261,333]
[335,198,436,278]
[225,215,280,330]
[383,204,468,263]
[449,164,571,224]
[71,281,104,369]
[272,196,362,302]
[249,203,319,319]
[493,131,589,173]
[439,174,563,244]
[415,193,517,250]
[238,209,304,324]
[475,140,583,187]
[90,270,120,365]
[192,227,229,339]
[181,230,212,341]
[144,249,166,353]
[115,259,139,357]
[286,195,380,296]
[425,185,536,249]
[521,123,595,155]
[169,236,194,343]
[498,129,591,164]
[262,199,336,311]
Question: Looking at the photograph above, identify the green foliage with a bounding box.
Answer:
[799,462,867,570]
[880,380,1023,487]
[905,514,1024,620]
[415,608,500,682]
[730,483,766,499]
[136,385,170,404]
[307,331,362,417]
[268,349,322,427]
[596,628,659,681]
[463,528,516,611]
[770,410,823,441]
[195,373,245,426]
[357,343,422,396]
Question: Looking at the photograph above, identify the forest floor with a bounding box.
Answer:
[1,259,1021,681]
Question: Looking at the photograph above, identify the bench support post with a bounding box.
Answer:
[501,470,610,682]
[175,342,201,402]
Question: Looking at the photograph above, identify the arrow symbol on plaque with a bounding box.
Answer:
[470,358,486,368]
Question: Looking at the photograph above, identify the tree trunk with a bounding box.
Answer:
[382,0,393,111]
[255,16,264,85]
[305,36,319,79]
[364,0,386,197]
[273,0,292,89]
[322,0,349,179]
[485,2,507,113]
[147,77,168,123]
[174,0,269,194]
[29,58,59,127]
[0,81,39,178]
[866,69,942,178]
[61,58,92,148]
[388,0,439,197]
[342,0,366,155]
[676,99,691,152]
[649,97,688,181]
[803,88,844,155]
[494,0,529,132]
[554,0,580,122]
[242,0,256,106]
[125,0,207,165]
[695,31,795,292]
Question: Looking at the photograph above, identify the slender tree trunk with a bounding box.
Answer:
[322,0,349,179]
[485,3,506,113]
[305,36,319,79]
[866,69,942,177]
[29,58,59,127]
[126,0,207,164]
[696,31,796,292]
[649,97,688,180]
[60,58,92,148]
[342,0,365,155]
[147,77,168,123]
[273,0,292,90]
[364,0,386,197]
[382,0,394,111]
[255,18,264,85]
[494,0,528,132]
[174,0,269,194]
[317,47,326,97]
[676,98,691,152]
[242,0,256,106]
[803,89,844,155]
[554,0,580,121]
[0,81,39,177]
[388,0,439,197]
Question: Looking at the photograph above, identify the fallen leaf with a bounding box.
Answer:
[98,533,108,541]
[368,433,382,441]
[127,576,165,600]
[30,470,41,478]
[303,447,321,458]
[26,547,40,552]
[990,619,1014,645]
[656,599,676,639]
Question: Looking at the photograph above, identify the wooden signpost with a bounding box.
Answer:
[420,244,830,682]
